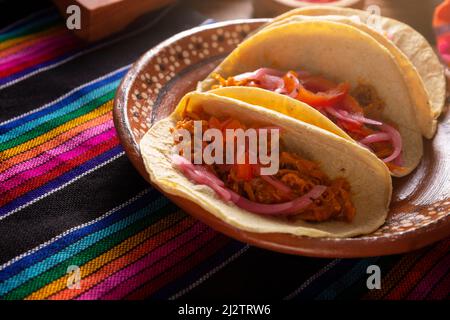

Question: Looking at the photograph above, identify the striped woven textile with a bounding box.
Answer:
[0,8,85,89]
[0,3,449,301]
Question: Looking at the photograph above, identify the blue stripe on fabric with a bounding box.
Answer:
[0,145,124,217]
[0,190,171,296]
[0,68,127,131]
[0,10,60,42]
[292,259,353,300]
[0,79,121,143]
[152,241,245,299]
[0,187,157,282]
[315,258,379,300]
[0,49,82,88]
[0,8,55,35]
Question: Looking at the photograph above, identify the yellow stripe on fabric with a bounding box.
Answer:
[0,27,67,58]
[25,212,189,300]
[0,101,112,161]
[0,25,65,51]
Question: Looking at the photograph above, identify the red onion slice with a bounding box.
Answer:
[171,155,230,200]
[359,133,391,145]
[229,185,327,216]
[325,107,361,126]
[193,165,225,187]
[172,155,328,216]
[233,68,285,82]
[338,110,383,126]
[260,175,293,195]
[261,74,285,91]
[380,124,403,163]
[323,110,403,164]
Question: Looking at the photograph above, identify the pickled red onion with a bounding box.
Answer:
[229,185,327,216]
[337,110,383,126]
[324,109,403,164]
[193,165,225,187]
[359,133,391,145]
[260,175,293,195]
[325,107,361,126]
[380,124,402,163]
[233,68,285,82]
[261,74,285,91]
[171,155,231,200]
[172,154,328,216]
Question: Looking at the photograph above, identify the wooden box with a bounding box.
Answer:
[53,0,175,42]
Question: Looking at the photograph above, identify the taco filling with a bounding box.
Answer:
[170,109,356,222]
[212,68,404,172]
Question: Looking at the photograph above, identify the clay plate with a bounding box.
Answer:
[113,19,450,258]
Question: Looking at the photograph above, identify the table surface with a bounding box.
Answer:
[184,0,442,43]
[0,1,448,302]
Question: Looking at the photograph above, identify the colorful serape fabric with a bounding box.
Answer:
[0,3,449,300]
[0,7,85,89]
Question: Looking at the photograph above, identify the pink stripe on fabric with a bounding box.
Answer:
[0,29,64,58]
[0,127,116,193]
[76,223,211,300]
[406,254,450,300]
[0,35,77,73]
[101,229,217,300]
[427,269,450,300]
[0,119,113,183]
[0,33,73,65]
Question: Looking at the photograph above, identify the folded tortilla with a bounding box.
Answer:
[140,91,392,238]
[198,20,424,177]
[268,6,446,138]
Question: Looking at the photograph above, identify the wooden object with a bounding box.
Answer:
[253,0,365,18]
[113,19,450,258]
[52,0,175,42]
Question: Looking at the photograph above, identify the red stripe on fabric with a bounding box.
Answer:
[0,119,113,184]
[0,122,114,191]
[124,235,230,300]
[385,240,450,300]
[0,112,112,174]
[0,134,118,207]
[406,253,450,300]
[363,250,427,300]
[0,33,74,66]
[76,222,211,300]
[0,27,67,59]
[427,269,450,300]
[0,37,82,78]
[99,228,218,300]
[48,216,196,300]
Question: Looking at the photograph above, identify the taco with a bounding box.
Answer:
[268,6,446,138]
[198,20,424,177]
[140,91,392,238]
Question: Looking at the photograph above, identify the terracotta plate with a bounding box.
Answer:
[113,19,450,258]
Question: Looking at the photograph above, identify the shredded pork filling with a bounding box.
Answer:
[171,112,355,222]
[212,69,404,171]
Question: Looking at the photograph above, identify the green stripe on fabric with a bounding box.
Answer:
[0,15,61,42]
[336,255,402,300]
[4,206,184,300]
[0,90,115,152]
[315,258,379,300]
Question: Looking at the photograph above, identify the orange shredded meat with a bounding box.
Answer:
[171,109,356,222]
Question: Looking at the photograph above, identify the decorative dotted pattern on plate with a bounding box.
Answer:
[128,23,253,141]
[365,199,450,238]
